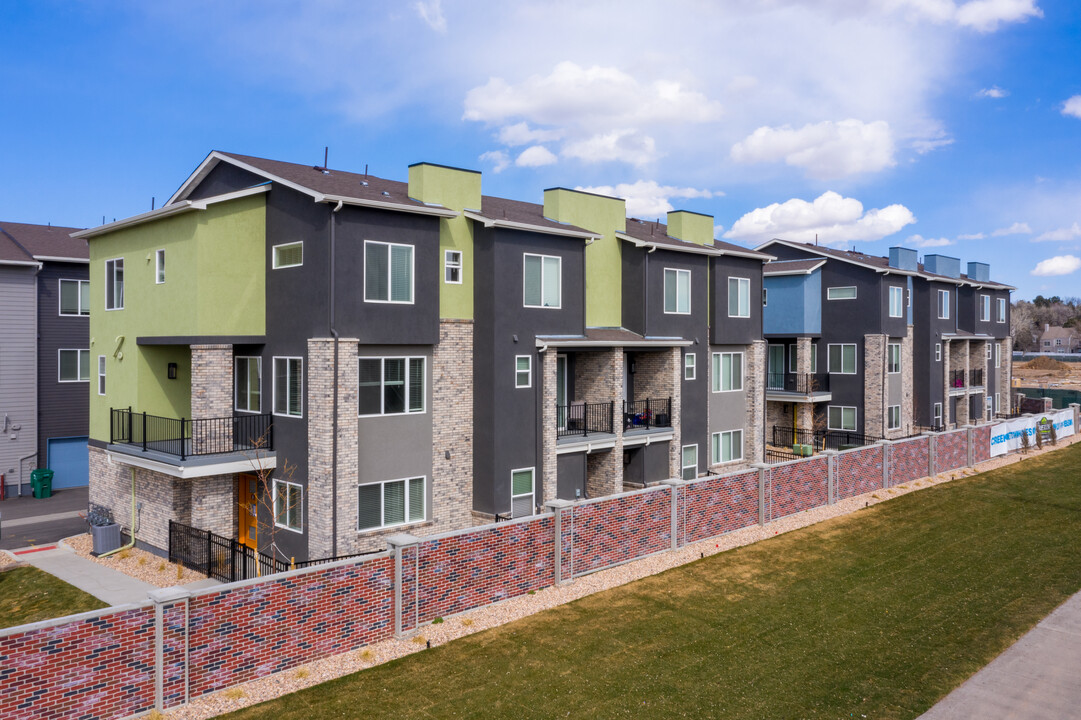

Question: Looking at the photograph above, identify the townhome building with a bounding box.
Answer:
[0,221,89,496]
[80,151,770,562]
[1037,325,1080,353]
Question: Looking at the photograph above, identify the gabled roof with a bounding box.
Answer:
[763,258,826,276]
[1039,326,1078,340]
[618,218,773,260]
[465,195,599,240]
[0,221,86,264]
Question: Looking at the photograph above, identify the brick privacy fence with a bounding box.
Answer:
[0,423,1038,720]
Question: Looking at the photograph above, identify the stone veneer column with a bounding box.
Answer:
[795,337,814,432]
[999,338,1013,413]
[630,348,681,478]
[307,337,360,559]
[942,339,952,426]
[957,340,971,425]
[863,334,887,437]
[744,340,766,464]
[191,344,234,454]
[541,349,558,504]
[430,320,475,529]
[190,474,235,538]
[899,326,914,437]
[576,348,624,496]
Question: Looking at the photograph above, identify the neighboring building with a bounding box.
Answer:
[757,241,1012,444]
[1038,324,1080,353]
[80,152,771,561]
[0,221,89,496]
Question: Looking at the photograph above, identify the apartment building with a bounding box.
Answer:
[0,221,89,496]
[758,241,1012,445]
[80,151,770,561]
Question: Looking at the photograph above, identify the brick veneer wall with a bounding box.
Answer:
[864,334,887,437]
[568,488,671,576]
[575,348,624,495]
[835,445,884,500]
[633,348,682,477]
[191,344,234,453]
[0,606,156,720]
[744,340,766,463]
[162,600,188,708]
[936,429,968,472]
[769,456,828,520]
[889,436,930,486]
[681,471,760,544]
[972,425,992,464]
[430,320,475,530]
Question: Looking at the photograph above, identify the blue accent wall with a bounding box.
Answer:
[763,270,821,335]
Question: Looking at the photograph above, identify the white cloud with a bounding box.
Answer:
[723,191,916,246]
[1033,223,1081,242]
[977,85,1009,98]
[730,119,896,179]
[1062,96,1081,120]
[574,180,715,218]
[414,0,447,33]
[479,150,509,173]
[1031,255,1081,276]
[905,234,954,247]
[515,145,558,167]
[954,0,1043,32]
[713,225,726,239]
[561,130,659,166]
[991,221,1032,236]
[496,122,564,147]
[957,232,985,239]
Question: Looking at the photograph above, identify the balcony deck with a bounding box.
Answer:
[765,373,832,403]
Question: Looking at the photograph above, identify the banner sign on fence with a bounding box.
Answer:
[989,409,1075,456]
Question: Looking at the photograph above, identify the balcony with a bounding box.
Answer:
[557,401,614,439]
[949,369,966,389]
[948,369,983,394]
[970,368,984,387]
[623,398,672,432]
[765,373,831,403]
[555,397,673,446]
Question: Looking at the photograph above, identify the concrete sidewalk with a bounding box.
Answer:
[0,487,89,550]
[14,545,156,606]
[920,591,1081,719]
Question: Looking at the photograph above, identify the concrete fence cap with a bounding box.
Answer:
[544,499,574,510]
[148,587,192,604]
[385,533,422,548]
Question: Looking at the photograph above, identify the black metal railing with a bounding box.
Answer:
[772,425,817,450]
[915,424,946,434]
[949,370,966,389]
[557,401,614,438]
[817,429,883,450]
[110,407,273,460]
[766,373,830,394]
[766,372,785,390]
[765,447,802,464]
[623,397,672,431]
[770,425,884,452]
[970,368,984,387]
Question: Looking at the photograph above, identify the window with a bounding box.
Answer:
[523,253,561,308]
[357,477,425,530]
[986,343,993,360]
[272,241,303,269]
[365,241,414,303]
[515,355,532,388]
[788,346,797,373]
[359,357,426,416]
[887,343,901,374]
[97,356,106,396]
[235,357,262,412]
[681,445,698,480]
[810,343,818,373]
[763,288,768,307]
[935,343,941,362]
[827,344,856,374]
[712,430,743,465]
[887,405,901,430]
[511,468,535,518]
[684,352,696,381]
[980,294,990,322]
[994,393,1000,413]
[995,344,1001,368]
[933,402,943,427]
[272,357,303,417]
[712,352,743,392]
[828,406,857,431]
[938,289,950,319]
[889,286,903,317]
[997,297,1006,323]
[986,396,993,421]
[445,250,462,284]
[273,479,303,532]
[58,349,89,382]
[664,268,691,314]
[105,258,124,310]
[728,277,750,317]
[155,249,166,284]
[827,286,857,300]
[59,279,89,316]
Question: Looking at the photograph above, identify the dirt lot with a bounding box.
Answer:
[1013,357,1081,389]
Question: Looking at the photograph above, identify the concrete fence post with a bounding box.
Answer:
[661,480,683,549]
[965,426,975,468]
[751,463,770,525]
[822,450,839,505]
[544,500,573,585]
[1071,403,1080,436]
[386,533,420,638]
[927,432,938,477]
[877,440,892,488]
[148,586,192,712]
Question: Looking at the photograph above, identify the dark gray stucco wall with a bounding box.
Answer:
[643,248,709,341]
[682,346,708,473]
[186,162,267,200]
[710,255,764,345]
[556,452,586,500]
[621,246,646,335]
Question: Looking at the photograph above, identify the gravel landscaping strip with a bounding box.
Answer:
[142,436,1081,718]
[0,550,18,570]
[63,533,208,588]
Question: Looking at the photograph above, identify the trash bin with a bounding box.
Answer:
[31,469,54,499]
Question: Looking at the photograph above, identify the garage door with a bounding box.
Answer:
[46,436,89,489]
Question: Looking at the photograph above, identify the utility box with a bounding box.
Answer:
[91,523,122,555]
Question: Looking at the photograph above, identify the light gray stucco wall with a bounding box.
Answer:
[0,266,39,493]
[708,343,750,461]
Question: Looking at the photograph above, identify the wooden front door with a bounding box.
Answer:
[238,474,258,549]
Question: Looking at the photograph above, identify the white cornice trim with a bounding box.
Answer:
[105,448,276,479]
[33,256,89,264]
[463,210,600,240]
[73,185,271,239]
[319,194,458,218]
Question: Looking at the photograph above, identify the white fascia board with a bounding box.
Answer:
[0,258,43,268]
[764,260,826,276]
[319,194,458,218]
[620,232,774,260]
[168,151,322,205]
[535,337,693,349]
[621,431,675,447]
[757,239,917,277]
[106,449,277,479]
[463,211,600,240]
[33,256,90,264]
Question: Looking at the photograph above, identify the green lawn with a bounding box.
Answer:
[224,445,1081,719]
[0,565,107,630]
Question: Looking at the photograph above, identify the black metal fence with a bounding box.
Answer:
[949,370,966,389]
[111,408,273,460]
[970,368,984,387]
[765,447,802,464]
[623,397,672,431]
[770,425,884,452]
[557,401,614,438]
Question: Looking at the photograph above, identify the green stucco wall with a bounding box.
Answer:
[543,188,626,327]
[667,211,714,246]
[408,163,480,320]
[87,194,266,441]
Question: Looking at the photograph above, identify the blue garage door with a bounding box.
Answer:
[46,436,89,489]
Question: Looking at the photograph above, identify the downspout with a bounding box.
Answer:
[99,468,137,557]
[330,200,343,557]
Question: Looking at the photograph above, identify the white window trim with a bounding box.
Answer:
[681,444,698,480]
[358,356,427,417]
[938,289,950,320]
[272,356,303,419]
[510,467,535,518]
[684,352,696,381]
[828,405,858,431]
[155,249,166,284]
[273,479,304,533]
[97,355,106,396]
[357,476,427,531]
[712,351,744,393]
[933,402,943,425]
[105,258,124,311]
[444,249,462,284]
[887,405,901,430]
[986,396,993,421]
[711,430,743,465]
[827,343,857,375]
[810,343,818,374]
[994,393,1000,413]
[888,286,903,318]
[887,343,901,374]
[827,286,857,301]
[995,344,1001,368]
[364,240,415,304]
[235,356,262,413]
[663,268,692,315]
[935,343,942,362]
[997,297,1006,323]
[986,343,993,361]
[728,277,750,318]
[58,279,90,317]
[515,355,532,389]
[788,345,796,374]
[522,253,562,309]
[763,287,768,307]
[58,348,89,383]
[272,241,304,269]
[980,294,990,322]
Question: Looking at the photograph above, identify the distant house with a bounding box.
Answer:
[1038,324,1080,353]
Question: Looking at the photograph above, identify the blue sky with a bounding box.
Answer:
[2,0,1080,299]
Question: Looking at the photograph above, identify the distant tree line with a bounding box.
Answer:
[1011,297,1081,350]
